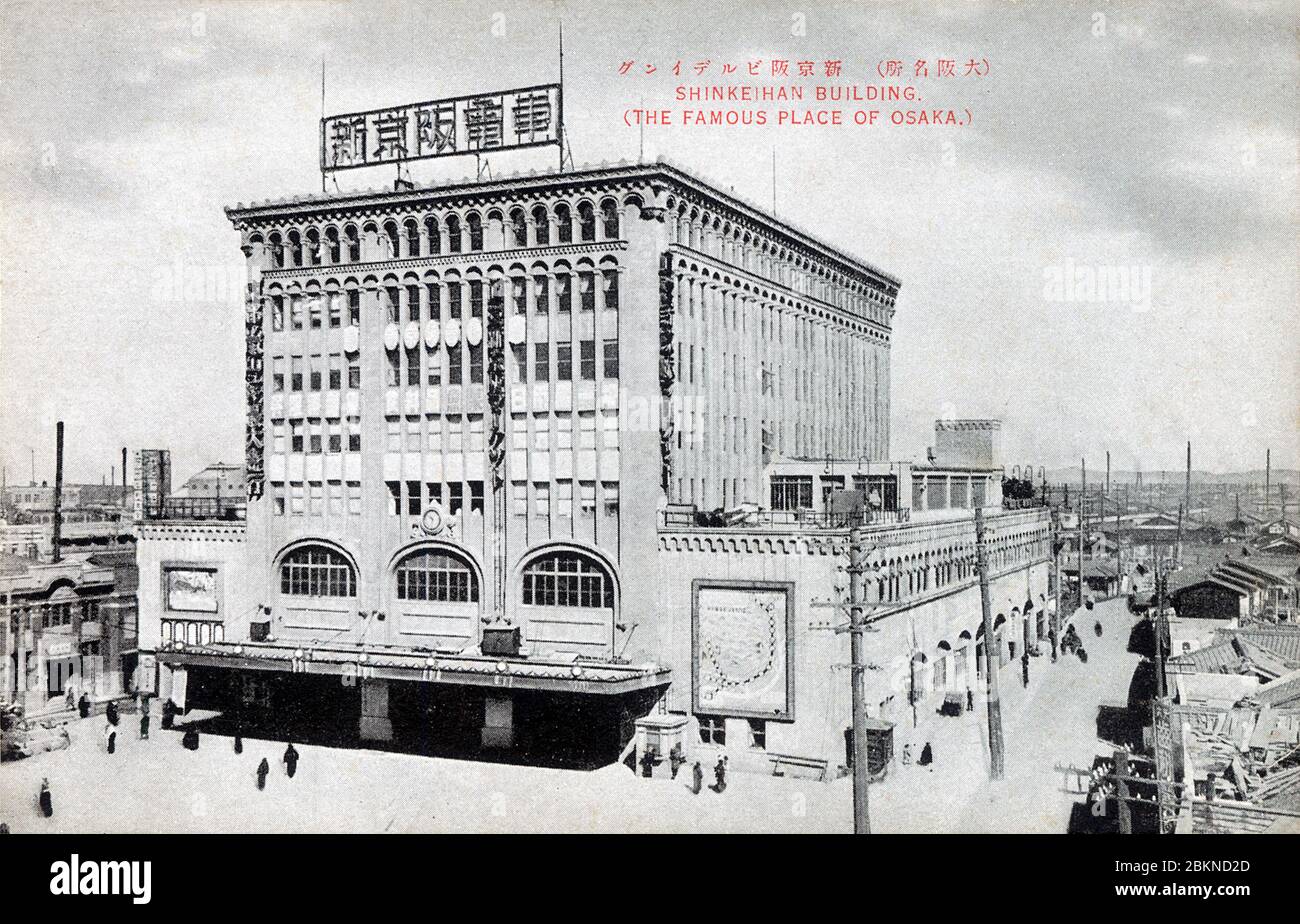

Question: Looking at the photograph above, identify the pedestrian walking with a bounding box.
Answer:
[256,757,269,791]
[1094,619,1103,638]
[139,708,150,740]
[965,687,974,712]
[711,755,728,793]
[77,693,90,719]
[161,698,176,730]
[234,731,243,755]
[0,822,9,833]
[1020,652,1030,688]
[1077,646,1089,664]
[38,779,53,818]
[106,701,119,726]
[283,743,299,779]
[182,727,200,750]
[901,743,913,765]
[919,742,934,770]
[104,720,117,755]
[1049,628,1058,662]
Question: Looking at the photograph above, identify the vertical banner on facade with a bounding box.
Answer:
[692,580,795,720]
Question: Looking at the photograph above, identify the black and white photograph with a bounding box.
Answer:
[0,0,1295,895]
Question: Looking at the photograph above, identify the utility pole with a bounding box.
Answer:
[1106,450,1111,498]
[973,507,1005,780]
[52,421,64,563]
[1154,556,1167,700]
[847,523,871,833]
[1265,448,1271,514]
[1184,441,1192,520]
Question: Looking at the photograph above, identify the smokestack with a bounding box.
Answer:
[122,447,128,505]
[1185,441,1191,517]
[1106,451,1110,497]
[52,421,64,563]
[1266,448,1271,511]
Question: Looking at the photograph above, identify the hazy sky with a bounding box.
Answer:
[1,0,1296,486]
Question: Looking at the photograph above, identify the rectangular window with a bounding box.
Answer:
[289,482,305,515]
[448,347,462,385]
[467,415,484,452]
[270,295,285,331]
[448,283,462,319]
[328,480,343,515]
[272,357,285,393]
[579,481,596,512]
[556,414,572,450]
[348,290,361,326]
[469,342,483,384]
[347,416,361,452]
[602,269,619,310]
[556,275,571,313]
[272,482,285,516]
[534,482,550,517]
[386,481,401,515]
[426,283,440,321]
[698,716,726,746]
[309,297,322,330]
[272,421,286,454]
[601,410,619,449]
[406,348,420,387]
[602,340,618,379]
[511,343,527,383]
[328,419,342,453]
[406,417,421,451]
[308,419,322,454]
[385,287,400,324]
[328,354,342,390]
[770,475,814,511]
[291,356,303,392]
[469,280,483,318]
[290,421,304,453]
[406,480,422,516]
[533,275,549,313]
[347,481,362,515]
[511,278,526,315]
[427,349,442,387]
[386,418,401,452]
[387,351,400,387]
[426,482,442,507]
[579,413,596,450]
[448,482,464,515]
[602,481,620,515]
[512,482,528,517]
[447,416,463,452]
[290,296,304,330]
[557,343,572,381]
[580,340,596,380]
[328,293,342,328]
[578,271,595,312]
[556,480,572,518]
[534,342,550,382]
[406,284,421,323]
[308,481,324,515]
[469,480,484,514]
[310,355,322,391]
[348,359,361,389]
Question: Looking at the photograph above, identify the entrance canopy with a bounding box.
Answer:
[156,640,670,696]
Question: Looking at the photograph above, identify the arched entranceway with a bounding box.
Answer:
[388,542,483,649]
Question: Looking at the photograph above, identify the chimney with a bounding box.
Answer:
[52,421,64,563]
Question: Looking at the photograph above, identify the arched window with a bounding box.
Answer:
[305,229,321,266]
[532,205,550,245]
[522,551,614,609]
[600,198,620,239]
[446,214,462,253]
[269,232,285,268]
[344,225,360,262]
[510,208,527,247]
[577,202,596,242]
[424,216,440,255]
[279,544,356,598]
[405,219,420,257]
[467,212,483,251]
[287,230,302,267]
[395,549,479,602]
[383,221,401,258]
[325,226,341,263]
[554,203,572,244]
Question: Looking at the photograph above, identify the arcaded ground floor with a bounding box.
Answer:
[0,599,1142,833]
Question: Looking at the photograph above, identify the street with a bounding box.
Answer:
[1,599,1140,833]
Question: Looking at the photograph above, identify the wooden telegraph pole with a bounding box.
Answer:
[973,507,1005,779]
[848,523,871,833]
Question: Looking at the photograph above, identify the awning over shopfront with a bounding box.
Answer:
[155,640,671,695]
